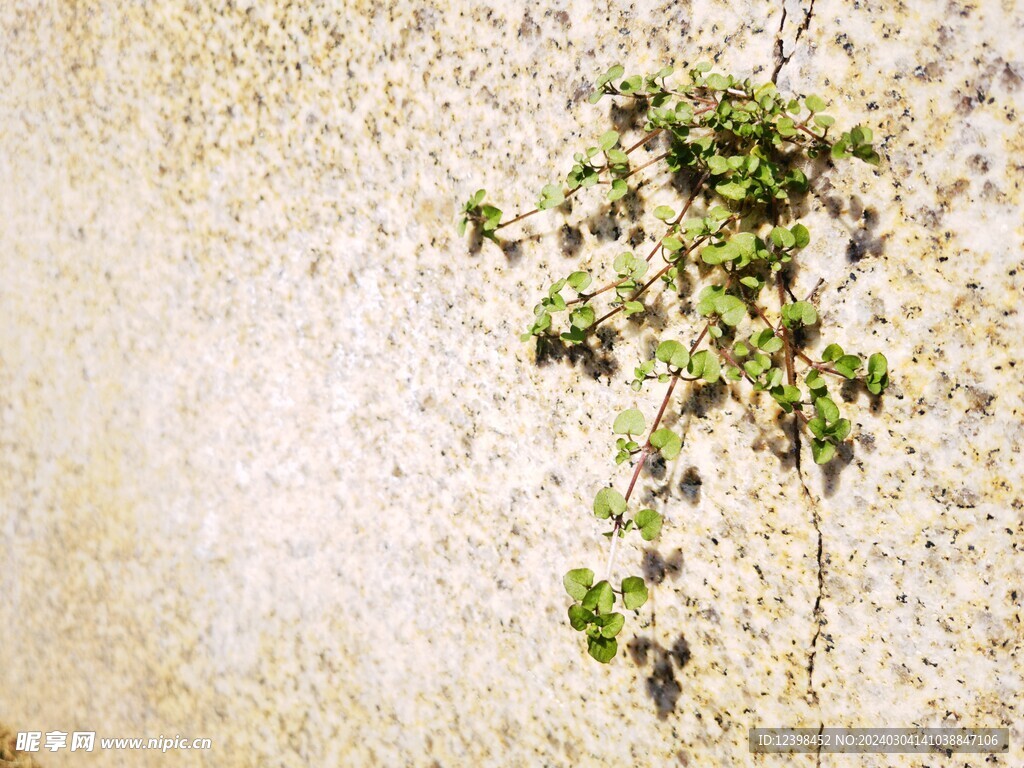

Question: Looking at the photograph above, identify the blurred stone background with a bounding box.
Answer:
[1,1,1021,765]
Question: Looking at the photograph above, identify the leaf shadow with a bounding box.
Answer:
[626,631,692,719]
[533,328,620,380]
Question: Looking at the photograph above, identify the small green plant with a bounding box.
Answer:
[459,63,890,663]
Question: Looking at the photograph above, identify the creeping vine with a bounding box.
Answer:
[458,63,890,663]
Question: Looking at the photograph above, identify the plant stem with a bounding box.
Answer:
[778,280,797,387]
[606,373,679,583]
[716,345,758,386]
[624,128,664,155]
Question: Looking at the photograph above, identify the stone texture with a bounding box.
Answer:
[1,1,1021,766]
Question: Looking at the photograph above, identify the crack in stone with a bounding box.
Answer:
[772,0,817,83]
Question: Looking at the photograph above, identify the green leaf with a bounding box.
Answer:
[613,251,647,279]
[771,226,796,248]
[850,125,872,145]
[596,612,625,638]
[560,326,586,344]
[702,351,721,383]
[832,418,852,443]
[782,301,818,327]
[813,114,836,128]
[713,294,747,326]
[715,181,748,200]
[567,605,594,631]
[567,271,592,292]
[776,117,796,137]
[821,343,844,362]
[563,568,595,601]
[654,205,676,221]
[570,305,596,330]
[856,147,881,166]
[662,235,683,252]
[587,635,618,663]
[811,438,836,465]
[815,396,840,424]
[805,94,827,113]
[624,300,645,317]
[708,155,730,175]
[752,328,783,353]
[740,276,763,290]
[791,223,810,248]
[608,178,628,201]
[700,241,739,265]
[593,487,627,519]
[656,340,690,368]
[619,74,643,93]
[868,352,888,377]
[537,183,564,210]
[784,169,807,194]
[832,354,862,379]
[807,416,826,439]
[635,509,663,541]
[806,368,827,393]
[706,73,730,90]
[622,576,649,609]
[613,408,645,436]
[696,284,725,315]
[599,130,620,151]
[687,350,720,383]
[582,580,615,614]
[650,429,682,460]
[866,352,889,393]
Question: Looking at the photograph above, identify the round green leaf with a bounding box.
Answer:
[582,580,615,614]
[563,568,595,601]
[805,94,827,113]
[634,509,663,541]
[597,612,625,638]
[587,635,618,663]
[568,604,594,631]
[650,428,682,460]
[811,439,836,465]
[656,340,690,368]
[613,408,645,436]
[593,487,627,519]
[622,575,649,609]
[713,294,747,326]
[815,396,840,424]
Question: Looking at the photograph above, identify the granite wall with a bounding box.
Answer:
[2,1,1022,766]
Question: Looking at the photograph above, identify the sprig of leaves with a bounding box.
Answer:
[459,62,892,663]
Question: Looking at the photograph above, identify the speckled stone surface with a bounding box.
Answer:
[1,2,1022,766]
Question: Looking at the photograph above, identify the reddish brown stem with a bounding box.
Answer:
[778,280,796,387]
[624,129,664,155]
[624,375,679,503]
[716,346,758,386]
